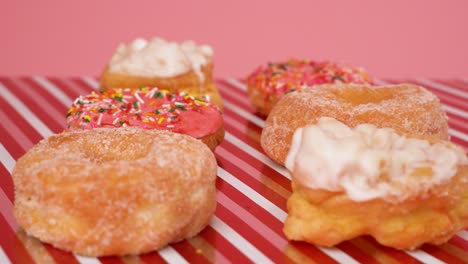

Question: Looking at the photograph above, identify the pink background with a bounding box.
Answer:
[1,0,467,78]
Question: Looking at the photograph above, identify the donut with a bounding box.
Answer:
[13,128,218,256]
[66,87,224,151]
[261,83,449,165]
[283,117,468,249]
[246,59,373,115]
[100,37,223,109]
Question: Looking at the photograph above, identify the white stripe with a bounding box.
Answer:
[0,247,12,264]
[226,78,247,91]
[224,100,266,128]
[319,248,360,264]
[0,144,15,173]
[225,132,290,179]
[444,104,468,119]
[158,246,189,264]
[216,190,286,249]
[33,76,73,107]
[404,250,445,264]
[0,83,53,138]
[75,255,102,264]
[210,216,274,264]
[81,76,99,89]
[217,166,358,264]
[0,145,20,230]
[217,166,287,221]
[458,230,468,240]
[417,79,468,99]
[449,128,468,142]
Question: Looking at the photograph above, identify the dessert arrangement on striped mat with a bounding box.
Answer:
[1,37,467,263]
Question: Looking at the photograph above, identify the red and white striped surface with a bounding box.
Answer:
[1,77,467,264]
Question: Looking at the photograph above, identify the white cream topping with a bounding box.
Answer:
[109,37,213,81]
[285,117,467,203]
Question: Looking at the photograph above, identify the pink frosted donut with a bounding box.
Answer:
[245,59,374,115]
[66,87,224,150]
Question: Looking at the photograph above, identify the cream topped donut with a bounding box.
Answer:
[100,37,223,109]
[66,87,224,150]
[246,59,373,115]
[284,117,468,249]
[109,38,213,82]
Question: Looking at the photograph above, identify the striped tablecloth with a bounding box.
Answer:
[1,77,467,264]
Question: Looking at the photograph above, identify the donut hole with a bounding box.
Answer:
[332,87,395,105]
[80,135,152,163]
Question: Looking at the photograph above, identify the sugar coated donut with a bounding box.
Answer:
[13,128,217,256]
[246,59,373,115]
[66,87,224,151]
[261,83,449,165]
[284,117,468,249]
[100,37,223,109]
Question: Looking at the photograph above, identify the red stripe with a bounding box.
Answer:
[288,241,339,264]
[223,109,264,149]
[0,214,35,264]
[0,122,28,161]
[421,244,467,264]
[98,256,126,264]
[139,252,168,264]
[171,241,211,264]
[0,95,43,144]
[215,178,340,263]
[20,77,72,110]
[448,235,468,251]
[47,77,87,99]
[70,77,98,93]
[217,81,257,111]
[216,156,285,232]
[335,242,380,264]
[0,80,63,134]
[435,79,468,92]
[215,202,293,263]
[0,162,14,203]
[216,149,288,210]
[361,236,422,264]
[0,109,35,152]
[42,244,80,264]
[217,79,249,97]
[220,134,292,191]
[215,178,283,242]
[197,225,254,263]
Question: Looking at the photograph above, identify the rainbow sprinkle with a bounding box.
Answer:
[246,59,374,98]
[66,87,219,130]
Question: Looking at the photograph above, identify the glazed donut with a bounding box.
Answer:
[284,117,468,249]
[100,37,223,109]
[66,87,224,151]
[261,83,449,165]
[246,59,373,115]
[13,128,217,256]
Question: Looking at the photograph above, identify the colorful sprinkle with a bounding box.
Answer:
[246,59,374,98]
[66,87,219,131]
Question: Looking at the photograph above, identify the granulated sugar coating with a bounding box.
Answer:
[13,128,217,256]
[261,83,449,165]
